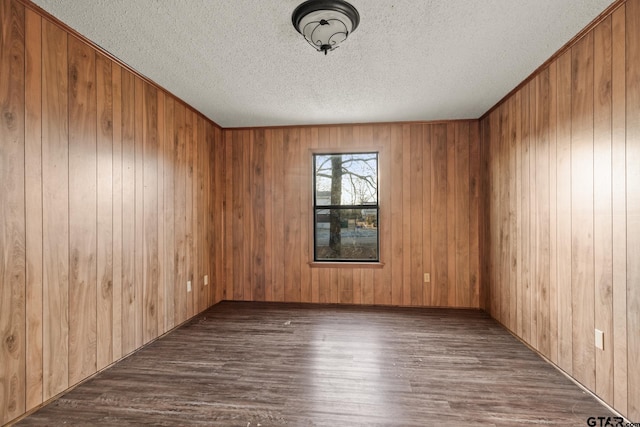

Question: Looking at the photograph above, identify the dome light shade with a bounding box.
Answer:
[292,0,360,55]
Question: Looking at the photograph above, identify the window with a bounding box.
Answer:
[313,152,379,262]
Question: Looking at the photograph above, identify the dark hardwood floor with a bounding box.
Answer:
[16,302,615,426]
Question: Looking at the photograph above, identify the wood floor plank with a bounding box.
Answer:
[18,302,619,427]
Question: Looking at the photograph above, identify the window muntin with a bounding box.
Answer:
[313,153,379,262]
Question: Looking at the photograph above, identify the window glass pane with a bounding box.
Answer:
[314,153,378,206]
[315,208,378,261]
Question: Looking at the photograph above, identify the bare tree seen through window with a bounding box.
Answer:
[314,153,378,261]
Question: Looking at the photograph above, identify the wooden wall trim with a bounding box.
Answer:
[227,119,477,132]
[480,0,626,122]
[16,0,224,131]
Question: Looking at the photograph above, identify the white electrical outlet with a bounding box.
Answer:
[187,280,192,293]
[424,273,430,283]
[595,329,604,350]
[204,275,209,286]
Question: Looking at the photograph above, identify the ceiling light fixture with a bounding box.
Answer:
[291,0,360,55]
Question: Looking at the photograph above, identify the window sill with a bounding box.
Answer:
[308,262,385,269]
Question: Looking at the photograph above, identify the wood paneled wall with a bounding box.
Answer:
[0,2,224,424]
[480,0,639,421]
[221,122,481,308]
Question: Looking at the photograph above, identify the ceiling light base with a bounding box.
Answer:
[292,0,360,55]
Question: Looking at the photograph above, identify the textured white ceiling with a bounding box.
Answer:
[32,0,615,128]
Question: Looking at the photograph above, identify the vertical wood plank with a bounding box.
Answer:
[231,131,244,301]
[548,60,559,364]
[252,129,266,301]
[409,124,423,306]
[214,126,225,303]
[223,130,233,301]
[142,82,158,343]
[611,4,627,415]
[156,92,165,330]
[497,103,508,326]
[421,125,432,307]
[528,78,538,347]
[571,32,595,391]
[242,130,251,301]
[284,128,302,302]
[401,125,411,305]
[185,109,196,316]
[469,121,481,308]
[0,1,26,421]
[24,6,43,411]
[68,35,97,386]
[96,52,113,369]
[390,124,403,306]
[556,50,573,373]
[431,124,448,306]
[163,96,178,331]
[133,77,144,347]
[299,127,312,303]
[508,98,517,329]
[196,116,206,310]
[309,127,319,303]
[111,63,123,360]
[376,125,392,305]
[593,16,614,404]
[173,102,187,324]
[446,123,457,307]
[626,0,640,419]
[521,84,531,344]
[536,68,551,358]
[120,69,136,356]
[42,18,69,400]
[263,129,273,302]
[514,91,523,336]
[488,112,498,318]
[455,122,471,307]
